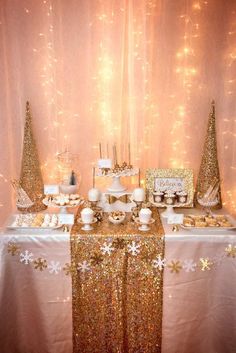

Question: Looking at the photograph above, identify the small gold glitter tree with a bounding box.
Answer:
[195,100,222,209]
[19,101,46,212]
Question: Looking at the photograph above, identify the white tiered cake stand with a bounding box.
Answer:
[96,167,139,193]
[96,167,139,212]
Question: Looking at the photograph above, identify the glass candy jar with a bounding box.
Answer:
[57,149,81,194]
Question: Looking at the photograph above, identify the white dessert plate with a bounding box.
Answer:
[43,197,84,208]
[134,217,155,231]
[135,218,155,226]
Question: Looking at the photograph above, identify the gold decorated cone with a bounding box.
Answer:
[194,100,222,209]
[19,101,47,212]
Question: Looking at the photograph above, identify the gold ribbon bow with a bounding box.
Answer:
[106,194,130,204]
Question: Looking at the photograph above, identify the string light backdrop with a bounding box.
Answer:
[0,0,236,225]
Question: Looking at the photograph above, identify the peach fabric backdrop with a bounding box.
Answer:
[0,0,236,225]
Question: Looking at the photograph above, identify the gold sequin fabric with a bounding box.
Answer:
[70,208,165,353]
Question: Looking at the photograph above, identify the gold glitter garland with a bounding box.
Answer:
[195,100,222,209]
[34,257,47,271]
[225,244,236,258]
[7,242,20,256]
[167,260,182,273]
[70,208,165,353]
[6,240,236,275]
[199,258,213,271]
[19,101,46,212]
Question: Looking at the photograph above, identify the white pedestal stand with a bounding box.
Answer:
[99,191,135,212]
[107,176,127,193]
[161,205,176,218]
[59,206,69,214]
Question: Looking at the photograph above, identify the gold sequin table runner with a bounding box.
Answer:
[70,208,165,353]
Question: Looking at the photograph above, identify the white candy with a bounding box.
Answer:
[21,222,29,227]
[49,222,57,227]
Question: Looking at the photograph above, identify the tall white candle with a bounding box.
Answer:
[92,167,95,188]
[113,144,117,165]
[99,143,102,159]
[128,143,131,165]
[115,144,117,165]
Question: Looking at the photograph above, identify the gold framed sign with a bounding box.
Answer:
[145,168,194,208]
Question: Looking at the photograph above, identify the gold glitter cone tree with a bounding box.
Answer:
[195,100,222,209]
[19,101,46,212]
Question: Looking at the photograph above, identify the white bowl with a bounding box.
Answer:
[108,212,126,224]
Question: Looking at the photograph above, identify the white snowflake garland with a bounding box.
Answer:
[182,259,197,272]
[48,261,62,274]
[100,242,115,256]
[153,255,166,271]
[128,241,141,256]
[6,241,236,277]
[20,250,34,265]
[77,261,91,273]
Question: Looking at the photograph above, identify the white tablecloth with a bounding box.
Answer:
[0,212,236,353]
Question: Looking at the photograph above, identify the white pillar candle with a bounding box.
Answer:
[99,143,102,159]
[88,188,101,202]
[92,167,95,188]
[132,188,145,202]
[128,143,131,165]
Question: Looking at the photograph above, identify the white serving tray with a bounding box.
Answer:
[6,214,63,230]
[180,214,236,231]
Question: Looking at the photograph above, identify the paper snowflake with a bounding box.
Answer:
[225,244,236,258]
[153,255,166,270]
[199,258,212,271]
[34,258,47,271]
[63,262,77,276]
[127,241,141,256]
[167,260,182,273]
[48,261,62,274]
[100,242,115,255]
[182,259,197,272]
[20,250,34,265]
[77,261,91,273]
[7,242,20,256]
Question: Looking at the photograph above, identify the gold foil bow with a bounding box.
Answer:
[106,194,130,204]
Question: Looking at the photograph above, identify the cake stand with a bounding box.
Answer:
[96,167,139,193]
[43,198,84,214]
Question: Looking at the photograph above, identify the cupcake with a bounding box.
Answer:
[153,191,164,203]
[176,191,188,204]
[164,193,176,205]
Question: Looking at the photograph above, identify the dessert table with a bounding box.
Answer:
[0,209,236,353]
